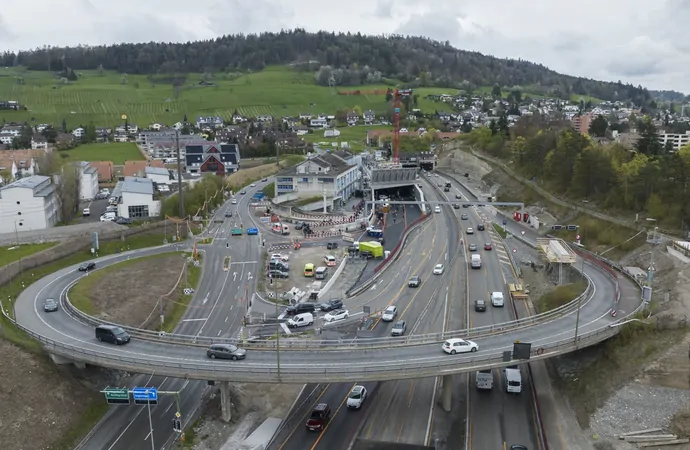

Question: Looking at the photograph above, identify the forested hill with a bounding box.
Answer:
[1,29,650,103]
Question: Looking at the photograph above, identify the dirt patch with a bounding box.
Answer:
[85,253,185,328]
[188,383,299,450]
[0,340,115,450]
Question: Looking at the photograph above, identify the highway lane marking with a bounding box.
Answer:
[278,384,331,449]
[225,316,229,323]
[195,268,233,338]
[181,318,206,322]
[310,382,357,450]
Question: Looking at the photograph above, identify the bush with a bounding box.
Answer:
[535,280,587,312]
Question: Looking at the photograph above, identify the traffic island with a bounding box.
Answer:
[68,252,202,331]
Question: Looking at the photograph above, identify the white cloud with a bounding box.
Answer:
[0,0,686,93]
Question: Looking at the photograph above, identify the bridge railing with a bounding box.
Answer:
[1,306,623,382]
[60,272,594,351]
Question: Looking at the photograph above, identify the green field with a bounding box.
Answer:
[302,125,391,152]
[0,243,58,266]
[474,85,602,103]
[0,66,457,128]
[57,142,144,165]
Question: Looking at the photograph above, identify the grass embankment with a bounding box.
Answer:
[225,157,304,193]
[52,402,111,450]
[550,214,646,259]
[534,280,587,312]
[57,142,144,165]
[162,253,203,333]
[0,243,58,266]
[262,182,275,199]
[492,223,507,239]
[0,231,168,349]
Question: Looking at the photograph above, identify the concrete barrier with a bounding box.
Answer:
[318,257,348,298]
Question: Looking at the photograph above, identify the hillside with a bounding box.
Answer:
[0,29,650,104]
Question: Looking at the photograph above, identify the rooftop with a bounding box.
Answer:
[0,175,50,190]
[145,166,170,176]
[121,177,154,196]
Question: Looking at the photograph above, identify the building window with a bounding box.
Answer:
[277,184,293,191]
[317,178,334,183]
[301,178,309,183]
[128,205,150,218]
[277,177,292,183]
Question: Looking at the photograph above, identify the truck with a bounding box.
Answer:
[470,254,482,269]
[444,182,451,192]
[475,369,493,390]
[504,367,522,393]
[359,241,384,258]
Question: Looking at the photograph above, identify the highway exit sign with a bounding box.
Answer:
[104,388,130,405]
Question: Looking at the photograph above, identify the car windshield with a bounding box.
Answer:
[349,390,362,399]
[393,323,402,329]
[385,308,395,314]
[310,410,323,419]
[113,327,127,336]
[508,381,521,386]
[45,299,55,304]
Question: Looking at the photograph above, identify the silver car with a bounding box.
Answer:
[43,298,58,312]
[391,320,406,336]
[207,344,246,360]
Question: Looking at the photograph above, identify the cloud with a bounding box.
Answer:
[0,13,15,41]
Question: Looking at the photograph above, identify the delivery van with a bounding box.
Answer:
[476,369,493,390]
[304,263,315,277]
[504,367,522,393]
[315,267,328,280]
[471,254,482,269]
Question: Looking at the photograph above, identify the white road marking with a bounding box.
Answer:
[217,330,222,336]
[181,318,206,322]
[225,316,229,323]
[281,323,291,334]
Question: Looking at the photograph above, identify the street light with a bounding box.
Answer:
[645,218,658,286]
[271,275,281,381]
[573,254,586,347]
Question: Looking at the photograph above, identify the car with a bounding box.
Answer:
[268,269,289,279]
[78,262,96,272]
[286,302,317,315]
[114,216,133,225]
[510,446,528,450]
[271,253,289,261]
[347,385,368,409]
[207,343,246,360]
[381,305,398,322]
[95,324,130,345]
[477,224,485,231]
[442,338,479,354]
[100,214,115,222]
[225,212,232,217]
[326,242,339,250]
[453,203,460,209]
[461,214,469,220]
[240,190,247,195]
[43,298,58,312]
[433,264,444,275]
[306,403,331,431]
[82,208,90,216]
[484,242,493,251]
[391,320,407,336]
[455,194,462,199]
[231,199,237,204]
[466,227,474,234]
[408,275,421,287]
[250,183,256,187]
[434,206,441,213]
[323,309,349,322]
[261,178,268,182]
[491,292,505,307]
[468,244,478,252]
[474,299,486,312]
[320,298,343,311]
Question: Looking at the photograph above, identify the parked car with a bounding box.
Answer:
[43,298,58,312]
[323,309,349,322]
[320,298,343,311]
[286,303,316,315]
[78,262,96,272]
[271,253,289,261]
[207,343,246,360]
[347,386,367,409]
[114,217,133,225]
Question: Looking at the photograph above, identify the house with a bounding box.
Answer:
[196,116,224,129]
[115,124,139,134]
[256,115,273,123]
[0,125,22,145]
[324,129,341,138]
[123,160,165,178]
[184,143,240,175]
[111,177,161,219]
[0,175,59,234]
[145,166,172,184]
[0,100,20,110]
[273,153,359,209]
[363,110,376,125]
[232,114,248,124]
[658,130,690,151]
[299,113,313,120]
[310,118,328,128]
[70,161,99,200]
[149,123,165,131]
[0,149,42,184]
[571,114,593,135]
[346,112,359,126]
[31,135,48,150]
[89,161,114,182]
[113,133,129,143]
[55,133,75,149]
[36,124,52,133]
[72,127,85,139]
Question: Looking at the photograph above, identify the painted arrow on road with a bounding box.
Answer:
[202,292,209,304]
[246,272,253,281]
[233,272,237,281]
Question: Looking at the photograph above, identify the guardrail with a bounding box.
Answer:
[2,310,624,383]
[60,267,594,351]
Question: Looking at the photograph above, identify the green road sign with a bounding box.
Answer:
[104,387,130,405]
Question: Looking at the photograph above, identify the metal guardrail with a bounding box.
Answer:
[60,273,594,351]
[2,312,622,383]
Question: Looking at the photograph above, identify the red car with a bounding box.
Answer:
[306,403,331,431]
[484,242,492,251]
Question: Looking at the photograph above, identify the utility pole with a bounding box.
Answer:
[573,255,586,347]
[175,130,184,219]
[146,389,155,450]
[272,276,281,381]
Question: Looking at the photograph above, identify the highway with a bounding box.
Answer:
[274,178,458,449]
[75,186,265,450]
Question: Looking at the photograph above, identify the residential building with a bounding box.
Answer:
[256,115,273,123]
[31,135,48,150]
[184,143,240,175]
[123,160,165,178]
[0,149,42,184]
[363,110,376,125]
[196,116,224,129]
[0,175,59,234]
[149,123,165,131]
[89,161,114,182]
[273,153,359,209]
[310,118,328,128]
[0,100,20,110]
[71,161,99,200]
[55,133,75,148]
[232,114,248,124]
[139,131,205,159]
[346,112,359,126]
[658,130,690,151]
[145,166,172,184]
[115,124,139,134]
[571,114,592,135]
[72,127,85,139]
[0,125,22,145]
[111,177,161,219]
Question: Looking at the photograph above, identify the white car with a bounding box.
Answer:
[347,385,367,409]
[271,253,289,261]
[231,199,237,204]
[491,292,505,307]
[323,309,349,322]
[250,183,256,187]
[442,338,479,355]
[433,264,444,275]
[466,227,474,234]
[82,208,90,216]
[381,305,398,322]
[434,206,441,213]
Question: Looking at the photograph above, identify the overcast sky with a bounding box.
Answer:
[0,0,686,93]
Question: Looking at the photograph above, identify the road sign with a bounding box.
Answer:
[104,387,130,405]
[576,234,581,240]
[175,411,181,418]
[566,225,579,231]
[133,387,158,405]
[512,248,517,253]
[520,231,525,235]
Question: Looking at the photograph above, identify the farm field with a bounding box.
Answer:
[57,142,144,165]
[474,84,603,103]
[303,124,391,152]
[0,66,457,128]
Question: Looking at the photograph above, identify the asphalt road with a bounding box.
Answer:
[75,183,267,450]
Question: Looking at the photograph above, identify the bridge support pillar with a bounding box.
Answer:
[49,353,86,369]
[441,375,452,412]
[220,381,233,422]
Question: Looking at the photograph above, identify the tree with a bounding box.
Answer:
[85,122,97,142]
[55,165,81,224]
[492,84,501,97]
[588,115,608,137]
[489,119,498,136]
[61,118,67,133]
[635,117,663,156]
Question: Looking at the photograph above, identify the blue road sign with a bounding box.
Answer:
[502,219,507,225]
[133,387,158,405]
[247,228,258,235]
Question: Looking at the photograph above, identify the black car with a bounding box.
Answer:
[455,194,462,199]
[114,216,133,225]
[453,204,460,209]
[225,211,232,217]
[78,262,96,272]
[510,446,528,450]
[462,204,470,208]
[474,299,487,312]
[286,302,317,315]
[320,298,343,311]
[408,275,421,287]
[477,224,485,231]
[326,242,338,250]
[43,298,58,312]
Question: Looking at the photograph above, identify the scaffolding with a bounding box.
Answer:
[537,238,577,285]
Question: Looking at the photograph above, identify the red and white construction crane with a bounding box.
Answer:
[392,89,414,164]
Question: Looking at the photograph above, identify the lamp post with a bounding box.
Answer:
[271,275,281,381]
[573,254,586,347]
[646,218,658,286]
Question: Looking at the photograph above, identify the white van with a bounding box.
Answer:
[470,254,482,269]
[504,367,522,393]
[490,292,504,307]
[315,267,328,280]
[286,312,314,328]
[476,369,493,390]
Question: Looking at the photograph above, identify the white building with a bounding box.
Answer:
[0,125,22,145]
[273,153,360,209]
[71,161,99,200]
[196,116,224,129]
[72,127,85,138]
[145,166,171,184]
[658,130,690,151]
[112,177,161,219]
[31,136,49,150]
[0,175,59,234]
